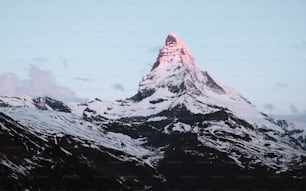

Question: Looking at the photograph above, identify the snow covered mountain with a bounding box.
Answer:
[1,34,306,190]
[73,33,306,170]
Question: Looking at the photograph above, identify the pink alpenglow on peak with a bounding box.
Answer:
[151,33,195,71]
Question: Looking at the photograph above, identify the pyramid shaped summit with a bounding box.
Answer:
[165,33,182,45]
[151,33,195,70]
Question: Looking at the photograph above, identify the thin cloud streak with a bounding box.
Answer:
[290,105,299,114]
[276,82,288,88]
[74,77,92,82]
[147,46,161,54]
[263,103,275,111]
[32,57,49,62]
[112,83,125,92]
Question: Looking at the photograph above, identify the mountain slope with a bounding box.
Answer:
[0,101,163,190]
[0,33,305,190]
[72,33,306,172]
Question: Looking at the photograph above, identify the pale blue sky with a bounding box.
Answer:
[0,0,306,114]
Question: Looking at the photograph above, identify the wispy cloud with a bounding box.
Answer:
[290,105,299,114]
[292,41,306,49]
[58,56,69,69]
[31,57,49,62]
[0,73,18,96]
[263,103,275,111]
[147,46,160,54]
[0,65,83,102]
[112,83,125,92]
[276,82,288,88]
[273,112,306,123]
[74,77,92,82]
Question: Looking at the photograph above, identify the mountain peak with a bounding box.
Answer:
[151,33,195,70]
[131,33,228,102]
[165,33,180,45]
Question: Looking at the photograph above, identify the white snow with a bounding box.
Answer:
[0,154,28,177]
[0,123,10,131]
[171,122,191,132]
[0,96,35,108]
[0,107,163,168]
[147,116,167,122]
[62,33,284,139]
[196,121,305,172]
[60,147,72,156]
[69,59,285,136]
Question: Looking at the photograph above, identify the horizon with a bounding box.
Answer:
[1,0,306,117]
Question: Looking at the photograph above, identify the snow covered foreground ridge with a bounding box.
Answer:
[0,33,306,190]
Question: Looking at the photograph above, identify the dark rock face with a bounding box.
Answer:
[97,107,306,191]
[202,71,226,94]
[0,112,160,190]
[129,88,155,102]
[165,33,178,45]
[33,97,71,113]
[155,133,305,191]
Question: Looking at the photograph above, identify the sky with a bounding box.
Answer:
[0,0,306,116]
